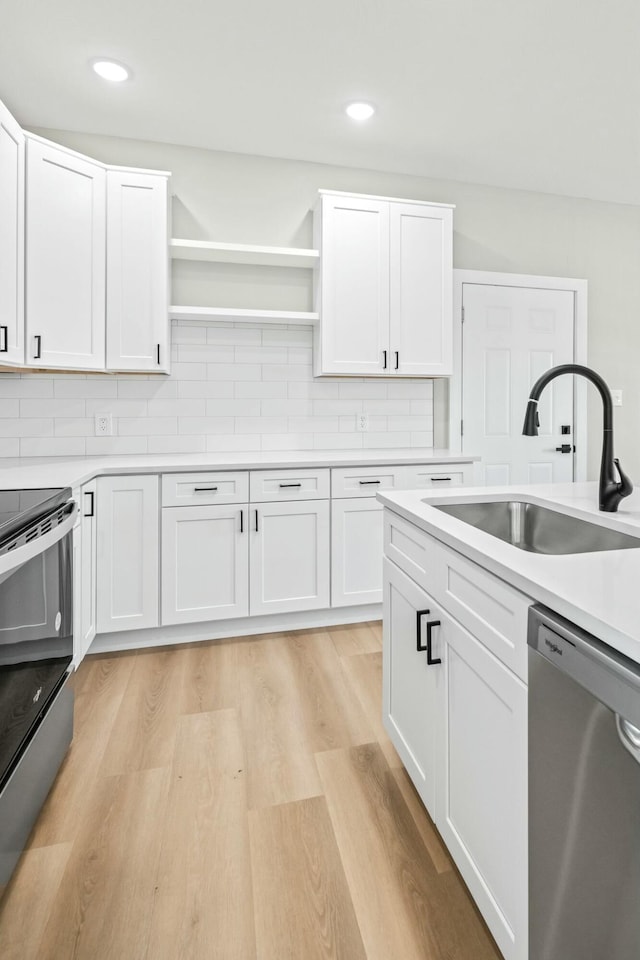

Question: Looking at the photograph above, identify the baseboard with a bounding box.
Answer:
[89,603,382,655]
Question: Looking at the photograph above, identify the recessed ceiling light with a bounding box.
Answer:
[91,59,130,82]
[345,102,375,121]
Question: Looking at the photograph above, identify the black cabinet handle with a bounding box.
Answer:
[430,477,452,482]
[0,326,7,353]
[240,509,244,533]
[156,343,161,365]
[279,483,302,488]
[359,479,381,485]
[255,509,259,532]
[194,486,218,492]
[83,490,95,518]
[382,350,387,369]
[34,335,41,360]
[416,609,442,665]
[395,350,399,370]
[555,444,573,454]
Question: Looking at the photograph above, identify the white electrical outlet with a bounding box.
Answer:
[356,413,369,432]
[94,413,113,437]
[611,389,623,407]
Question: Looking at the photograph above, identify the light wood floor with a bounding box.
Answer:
[0,622,501,960]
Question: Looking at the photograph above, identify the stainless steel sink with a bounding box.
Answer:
[431,500,640,554]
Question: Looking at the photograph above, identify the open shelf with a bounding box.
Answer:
[169,306,318,325]
[170,239,319,269]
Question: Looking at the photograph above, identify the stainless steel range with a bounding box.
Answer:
[0,487,77,895]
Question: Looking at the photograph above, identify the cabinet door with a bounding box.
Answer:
[106,170,169,372]
[435,609,527,960]
[389,202,453,376]
[250,500,330,616]
[97,475,159,633]
[162,504,249,625]
[25,137,106,369]
[0,99,24,366]
[382,559,441,818]
[331,497,383,606]
[79,480,97,656]
[315,194,389,375]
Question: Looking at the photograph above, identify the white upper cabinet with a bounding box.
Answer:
[25,136,106,370]
[107,169,170,372]
[314,190,454,377]
[0,99,24,366]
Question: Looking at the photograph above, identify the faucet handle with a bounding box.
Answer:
[614,458,633,498]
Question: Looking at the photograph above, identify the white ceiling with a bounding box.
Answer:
[2,0,640,204]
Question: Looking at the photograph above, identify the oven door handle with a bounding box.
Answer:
[0,502,78,579]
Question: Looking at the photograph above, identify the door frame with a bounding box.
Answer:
[446,269,588,483]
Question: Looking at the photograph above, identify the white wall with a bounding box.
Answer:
[15,127,640,476]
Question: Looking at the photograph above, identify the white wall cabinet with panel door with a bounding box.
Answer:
[162,504,249,625]
[106,169,170,372]
[25,135,106,370]
[0,98,24,366]
[314,190,454,377]
[97,475,159,633]
[250,499,330,616]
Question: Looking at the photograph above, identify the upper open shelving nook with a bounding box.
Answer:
[170,238,319,269]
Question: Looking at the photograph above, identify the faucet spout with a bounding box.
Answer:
[522,363,632,512]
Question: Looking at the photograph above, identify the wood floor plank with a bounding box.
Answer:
[178,637,241,714]
[317,743,501,960]
[0,843,72,960]
[29,654,136,847]
[390,766,453,875]
[37,767,170,960]
[338,651,403,768]
[329,621,382,657]
[249,796,367,960]
[239,631,373,810]
[146,708,256,960]
[100,647,186,775]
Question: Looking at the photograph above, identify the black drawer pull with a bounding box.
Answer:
[430,477,452,482]
[416,609,442,665]
[0,326,7,353]
[83,490,95,518]
[194,486,218,492]
[240,509,244,533]
[255,509,259,532]
[359,480,381,485]
[395,350,399,370]
[34,335,41,360]
[156,343,161,365]
[279,483,302,488]
[382,349,387,369]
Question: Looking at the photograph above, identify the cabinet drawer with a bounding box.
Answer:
[249,468,330,502]
[384,510,531,679]
[331,465,405,498]
[403,464,473,489]
[162,471,248,506]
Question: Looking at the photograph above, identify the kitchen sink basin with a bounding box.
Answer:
[431,499,640,554]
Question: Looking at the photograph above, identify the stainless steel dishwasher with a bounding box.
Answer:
[528,604,640,960]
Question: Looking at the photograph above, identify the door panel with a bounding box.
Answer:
[0,99,24,365]
[331,498,383,606]
[462,283,575,484]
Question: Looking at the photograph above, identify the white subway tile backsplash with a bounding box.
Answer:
[3,320,434,458]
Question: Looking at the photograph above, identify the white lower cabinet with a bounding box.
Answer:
[97,475,159,633]
[331,498,383,606]
[250,499,330,616]
[79,481,97,655]
[161,504,248,624]
[383,546,528,960]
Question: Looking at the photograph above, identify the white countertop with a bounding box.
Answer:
[378,481,640,665]
[0,448,477,491]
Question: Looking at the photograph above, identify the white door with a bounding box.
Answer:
[462,282,576,484]
[97,475,159,633]
[25,137,106,369]
[0,99,24,366]
[390,202,453,376]
[79,480,97,656]
[162,504,249,625]
[382,559,440,819]
[250,500,330,616]
[316,194,389,375]
[106,170,170,372]
[331,498,383,606]
[435,608,527,960]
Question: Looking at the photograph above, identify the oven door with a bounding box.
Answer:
[0,502,77,790]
